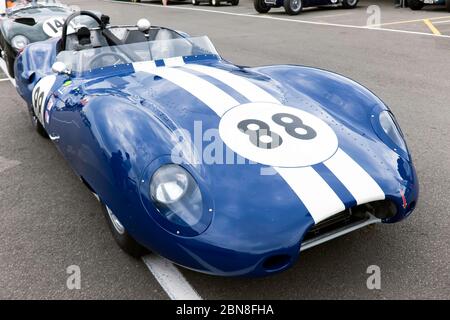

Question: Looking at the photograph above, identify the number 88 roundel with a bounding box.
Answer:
[219,103,339,168]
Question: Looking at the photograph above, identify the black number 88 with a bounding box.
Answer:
[237,112,317,150]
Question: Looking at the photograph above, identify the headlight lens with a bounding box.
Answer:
[379,111,407,152]
[11,35,29,51]
[150,164,203,228]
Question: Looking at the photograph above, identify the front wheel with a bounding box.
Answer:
[254,0,271,13]
[102,203,147,258]
[210,0,220,6]
[230,0,239,5]
[3,46,15,78]
[30,110,49,139]
[192,0,200,5]
[341,0,358,9]
[284,0,302,15]
[408,0,424,10]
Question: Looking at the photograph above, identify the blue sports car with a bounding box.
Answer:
[14,11,418,277]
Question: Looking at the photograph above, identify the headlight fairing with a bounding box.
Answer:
[372,110,409,159]
[379,111,407,152]
[140,160,214,237]
[11,35,29,51]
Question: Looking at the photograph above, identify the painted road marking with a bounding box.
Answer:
[0,58,16,87]
[433,20,450,25]
[0,156,21,174]
[108,0,450,38]
[310,12,355,20]
[0,78,10,82]
[368,15,450,28]
[424,19,442,36]
[142,255,202,300]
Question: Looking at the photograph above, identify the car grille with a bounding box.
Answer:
[302,203,377,243]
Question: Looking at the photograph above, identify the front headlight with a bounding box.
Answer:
[11,35,29,51]
[150,164,204,230]
[379,111,407,152]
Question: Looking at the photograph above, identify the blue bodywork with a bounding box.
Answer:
[14,34,418,277]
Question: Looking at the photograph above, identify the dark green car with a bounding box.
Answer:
[0,0,98,76]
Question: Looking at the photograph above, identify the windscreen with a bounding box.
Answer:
[56,35,219,74]
[7,0,64,12]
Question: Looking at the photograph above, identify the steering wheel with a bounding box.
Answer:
[61,11,104,51]
[87,52,129,70]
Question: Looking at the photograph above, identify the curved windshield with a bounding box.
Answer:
[56,35,219,74]
[7,0,64,13]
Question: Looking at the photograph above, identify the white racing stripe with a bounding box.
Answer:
[184,65,347,222]
[184,64,279,104]
[164,56,185,67]
[139,64,384,223]
[276,166,346,223]
[147,66,240,116]
[142,255,202,300]
[187,65,386,220]
[324,148,385,205]
[133,60,156,72]
[133,57,184,72]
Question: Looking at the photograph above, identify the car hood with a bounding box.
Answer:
[81,58,415,254]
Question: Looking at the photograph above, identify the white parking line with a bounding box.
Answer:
[107,0,450,38]
[309,12,355,20]
[142,255,202,300]
[0,78,10,82]
[433,20,450,25]
[0,156,21,174]
[0,58,16,87]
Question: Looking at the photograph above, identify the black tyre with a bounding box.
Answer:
[284,0,302,15]
[446,0,450,12]
[192,0,200,5]
[408,0,424,10]
[30,110,49,138]
[210,0,220,6]
[102,202,147,258]
[3,45,15,78]
[231,0,239,5]
[341,0,358,9]
[254,0,271,13]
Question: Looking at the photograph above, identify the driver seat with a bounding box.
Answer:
[66,27,109,51]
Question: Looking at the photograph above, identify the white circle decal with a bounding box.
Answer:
[219,103,338,168]
[43,17,74,37]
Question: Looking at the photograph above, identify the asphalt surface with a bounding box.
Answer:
[0,0,449,299]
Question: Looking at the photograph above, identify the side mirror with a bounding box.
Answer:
[52,62,71,75]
